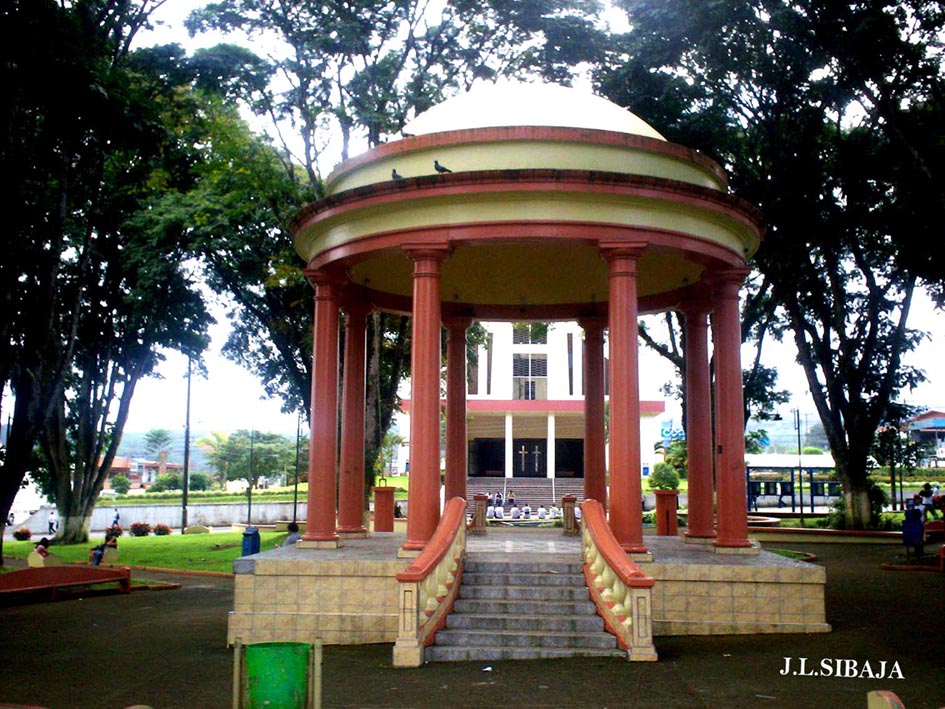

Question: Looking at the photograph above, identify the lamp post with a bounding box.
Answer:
[794,408,805,526]
[246,429,255,526]
[181,356,192,532]
[293,411,302,524]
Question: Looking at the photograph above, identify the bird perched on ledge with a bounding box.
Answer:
[434,160,452,173]
[392,168,404,180]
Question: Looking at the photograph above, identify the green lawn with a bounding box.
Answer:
[2,530,289,574]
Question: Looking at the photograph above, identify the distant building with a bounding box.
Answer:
[103,451,182,490]
[399,321,665,480]
[907,410,945,466]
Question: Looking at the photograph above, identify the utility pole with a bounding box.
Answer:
[247,429,255,526]
[795,408,805,526]
[181,357,192,532]
[293,411,302,524]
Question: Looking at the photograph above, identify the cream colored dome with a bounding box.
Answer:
[403,81,666,140]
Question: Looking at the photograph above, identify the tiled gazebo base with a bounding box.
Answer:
[226,531,829,647]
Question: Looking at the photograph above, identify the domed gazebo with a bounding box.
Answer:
[293,82,764,557]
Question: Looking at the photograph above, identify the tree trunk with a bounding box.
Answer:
[841,475,871,530]
[58,512,92,545]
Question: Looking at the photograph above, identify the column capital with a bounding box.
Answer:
[577,315,607,334]
[341,299,372,321]
[599,242,647,263]
[442,315,472,331]
[402,243,450,262]
[304,267,345,289]
[706,268,751,299]
[678,296,713,319]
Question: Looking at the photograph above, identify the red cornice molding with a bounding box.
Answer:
[399,398,666,415]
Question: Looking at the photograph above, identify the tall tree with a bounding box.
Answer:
[0,0,215,551]
[600,0,940,527]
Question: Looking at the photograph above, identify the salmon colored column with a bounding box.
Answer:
[711,269,753,549]
[303,272,342,545]
[579,317,607,509]
[444,317,471,503]
[603,246,647,555]
[338,301,370,536]
[681,299,716,540]
[402,246,448,553]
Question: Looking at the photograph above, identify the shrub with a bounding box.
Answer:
[187,472,211,491]
[13,526,32,541]
[153,523,172,536]
[148,473,182,492]
[110,474,131,495]
[649,462,680,491]
[129,521,152,537]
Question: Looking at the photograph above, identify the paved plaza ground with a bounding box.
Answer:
[1,536,943,709]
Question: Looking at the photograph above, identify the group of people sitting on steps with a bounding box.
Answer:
[485,499,560,521]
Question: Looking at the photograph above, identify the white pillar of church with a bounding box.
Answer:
[504,413,514,479]
[546,414,556,478]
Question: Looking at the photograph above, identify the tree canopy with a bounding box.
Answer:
[600,0,943,527]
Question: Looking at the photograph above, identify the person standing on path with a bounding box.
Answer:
[47,510,57,535]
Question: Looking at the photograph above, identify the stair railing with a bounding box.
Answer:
[392,496,467,667]
[580,498,658,661]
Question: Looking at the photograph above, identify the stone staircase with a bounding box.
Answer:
[465,478,586,514]
[425,553,622,662]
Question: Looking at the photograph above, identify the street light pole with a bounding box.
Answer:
[181,356,192,532]
[795,408,805,526]
[293,410,301,524]
[247,429,255,526]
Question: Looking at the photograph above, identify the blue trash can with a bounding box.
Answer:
[242,527,260,556]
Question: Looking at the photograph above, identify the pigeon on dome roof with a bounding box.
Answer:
[434,160,452,173]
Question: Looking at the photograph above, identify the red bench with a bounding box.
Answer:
[0,565,131,601]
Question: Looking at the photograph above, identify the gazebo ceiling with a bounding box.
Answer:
[293,83,764,319]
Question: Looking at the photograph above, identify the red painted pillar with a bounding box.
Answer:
[682,299,716,540]
[303,273,341,544]
[603,246,647,555]
[711,270,753,549]
[338,302,370,535]
[402,247,448,552]
[580,317,607,509]
[444,317,471,503]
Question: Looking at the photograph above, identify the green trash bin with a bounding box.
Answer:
[244,642,311,709]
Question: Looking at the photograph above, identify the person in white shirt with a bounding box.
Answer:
[522,503,531,519]
[574,505,582,521]
[537,505,547,519]
[510,504,521,519]
[494,506,504,519]
[548,505,559,519]
[486,505,495,519]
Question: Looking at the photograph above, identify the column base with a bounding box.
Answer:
[684,533,717,545]
[298,538,343,549]
[338,529,368,538]
[711,540,760,555]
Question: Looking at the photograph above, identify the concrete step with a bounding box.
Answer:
[433,628,618,650]
[464,560,584,575]
[446,612,606,633]
[452,598,597,616]
[458,583,590,601]
[425,644,623,662]
[461,571,584,587]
